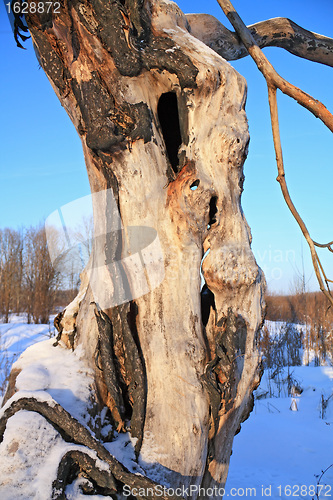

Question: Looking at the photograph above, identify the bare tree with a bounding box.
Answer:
[307,294,332,366]
[0,228,23,322]
[73,214,94,259]
[1,0,333,497]
[23,225,60,324]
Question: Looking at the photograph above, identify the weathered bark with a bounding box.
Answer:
[3,0,266,497]
[186,14,333,67]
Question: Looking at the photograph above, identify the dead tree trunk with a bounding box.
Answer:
[1,0,266,497]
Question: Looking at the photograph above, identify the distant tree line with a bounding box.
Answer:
[0,225,65,324]
[264,290,333,367]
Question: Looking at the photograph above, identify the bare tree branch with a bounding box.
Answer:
[216,0,333,131]
[313,240,333,254]
[315,464,333,499]
[186,14,333,67]
[216,0,333,306]
[267,86,333,303]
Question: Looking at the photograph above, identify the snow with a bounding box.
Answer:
[0,316,113,499]
[0,388,57,411]
[0,314,96,424]
[16,363,51,391]
[11,340,95,425]
[226,365,333,498]
[0,317,332,499]
[65,478,111,500]
[0,314,54,397]
[105,432,144,475]
[0,410,111,500]
[0,314,53,354]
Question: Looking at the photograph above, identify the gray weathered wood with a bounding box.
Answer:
[3,1,268,497]
[187,14,333,67]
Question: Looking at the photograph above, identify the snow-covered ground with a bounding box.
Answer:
[0,314,55,353]
[0,314,55,399]
[0,316,332,499]
[226,365,333,498]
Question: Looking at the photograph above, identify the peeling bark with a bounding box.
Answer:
[94,307,126,432]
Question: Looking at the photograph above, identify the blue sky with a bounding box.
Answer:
[0,0,332,293]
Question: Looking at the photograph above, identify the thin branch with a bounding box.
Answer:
[316,463,333,499]
[217,0,333,306]
[267,86,333,304]
[186,14,333,67]
[314,240,333,254]
[216,0,333,132]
